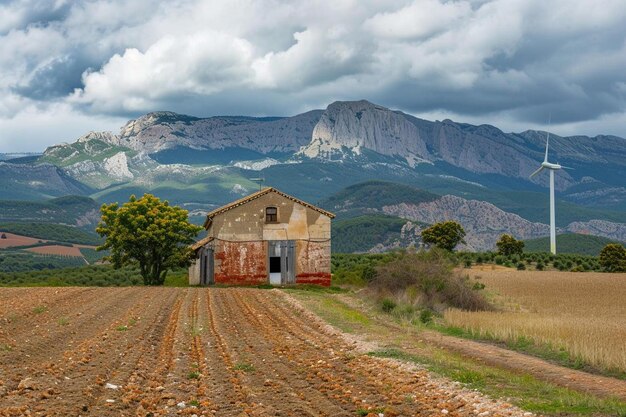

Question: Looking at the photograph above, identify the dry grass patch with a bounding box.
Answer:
[444,270,626,373]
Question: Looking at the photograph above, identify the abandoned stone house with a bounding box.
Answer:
[189,187,334,286]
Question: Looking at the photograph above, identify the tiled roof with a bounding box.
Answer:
[191,236,214,251]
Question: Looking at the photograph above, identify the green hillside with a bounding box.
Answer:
[321,180,439,218]
[0,223,102,245]
[0,251,86,273]
[0,196,100,227]
[523,234,624,256]
[39,140,135,167]
[332,214,429,253]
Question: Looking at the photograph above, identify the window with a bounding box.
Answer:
[265,207,278,222]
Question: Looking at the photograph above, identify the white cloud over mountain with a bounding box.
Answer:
[1,0,626,151]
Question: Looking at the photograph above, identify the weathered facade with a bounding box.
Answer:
[189,187,334,286]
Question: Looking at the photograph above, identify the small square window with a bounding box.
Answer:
[266,207,278,222]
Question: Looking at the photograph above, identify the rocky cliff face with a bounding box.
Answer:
[382,195,550,251]
[379,194,626,251]
[24,99,625,230]
[367,221,425,253]
[300,101,626,192]
[427,121,575,189]
[116,110,322,154]
[566,220,626,242]
[42,100,625,196]
[300,100,431,166]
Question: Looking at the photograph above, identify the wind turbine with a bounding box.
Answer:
[529,130,571,254]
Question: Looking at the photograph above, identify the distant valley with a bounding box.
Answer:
[1,99,625,253]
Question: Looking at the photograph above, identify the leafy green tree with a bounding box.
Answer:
[96,194,202,285]
[599,243,626,272]
[421,221,466,252]
[496,234,524,256]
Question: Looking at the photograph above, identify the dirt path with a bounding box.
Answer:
[332,293,626,402]
[417,330,626,401]
[0,288,532,416]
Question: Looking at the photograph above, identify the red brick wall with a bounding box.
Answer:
[213,240,268,286]
[295,240,331,286]
[211,239,331,287]
[295,272,331,287]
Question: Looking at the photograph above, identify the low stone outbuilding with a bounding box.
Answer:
[189,187,334,286]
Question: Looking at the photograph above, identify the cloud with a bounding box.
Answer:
[1,0,626,152]
[72,31,255,112]
[0,101,125,153]
[365,0,471,40]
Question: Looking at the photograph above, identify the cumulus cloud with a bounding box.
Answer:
[0,0,626,151]
[365,0,471,40]
[73,31,255,112]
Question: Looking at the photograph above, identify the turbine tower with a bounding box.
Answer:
[529,131,571,254]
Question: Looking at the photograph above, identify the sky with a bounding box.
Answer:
[1,0,626,152]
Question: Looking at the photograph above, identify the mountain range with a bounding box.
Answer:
[1,99,625,252]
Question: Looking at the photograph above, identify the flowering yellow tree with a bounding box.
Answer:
[97,194,202,285]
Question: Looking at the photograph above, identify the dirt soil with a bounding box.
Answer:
[0,288,532,417]
[0,234,42,249]
[25,245,83,257]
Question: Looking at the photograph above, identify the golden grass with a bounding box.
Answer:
[444,270,626,372]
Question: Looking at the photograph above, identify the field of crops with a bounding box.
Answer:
[444,270,626,373]
[0,287,532,416]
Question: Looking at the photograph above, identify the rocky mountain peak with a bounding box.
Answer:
[300,100,432,166]
[76,131,119,145]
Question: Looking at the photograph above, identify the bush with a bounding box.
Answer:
[361,264,377,282]
[419,309,433,324]
[599,243,626,272]
[535,262,544,271]
[496,234,524,256]
[421,221,466,251]
[516,262,526,270]
[370,249,492,311]
[381,298,397,312]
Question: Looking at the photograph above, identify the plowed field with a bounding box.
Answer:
[0,288,529,416]
[25,245,83,257]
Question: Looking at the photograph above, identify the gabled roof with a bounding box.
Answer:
[203,187,335,228]
[191,236,214,251]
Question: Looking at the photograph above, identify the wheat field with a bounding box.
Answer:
[444,270,626,372]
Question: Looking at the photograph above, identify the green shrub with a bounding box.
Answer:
[381,298,397,313]
[371,249,492,311]
[516,262,526,270]
[361,264,377,282]
[419,309,433,324]
[599,243,626,272]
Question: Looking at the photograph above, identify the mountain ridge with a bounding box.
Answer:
[0,99,624,252]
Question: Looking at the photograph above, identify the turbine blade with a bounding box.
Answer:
[544,132,550,162]
[529,166,544,178]
[561,166,574,170]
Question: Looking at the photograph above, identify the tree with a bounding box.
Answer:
[599,243,626,272]
[421,221,466,252]
[496,234,524,256]
[96,194,203,285]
